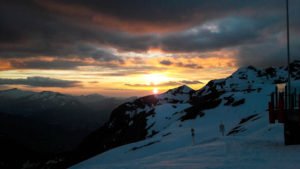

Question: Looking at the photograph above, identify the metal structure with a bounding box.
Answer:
[286,0,291,109]
[268,85,300,145]
[267,0,300,145]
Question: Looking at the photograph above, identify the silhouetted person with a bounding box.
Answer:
[191,128,195,145]
[219,123,225,136]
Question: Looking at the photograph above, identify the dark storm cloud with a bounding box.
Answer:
[48,0,283,29]
[1,0,300,69]
[236,37,300,68]
[180,80,203,85]
[176,62,203,69]
[0,76,81,87]
[0,0,156,61]
[161,16,280,53]
[160,60,172,66]
[97,73,128,77]
[159,60,203,69]
[72,43,123,62]
[10,59,90,70]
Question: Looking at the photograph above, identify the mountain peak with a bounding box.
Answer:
[166,85,194,95]
[178,85,193,92]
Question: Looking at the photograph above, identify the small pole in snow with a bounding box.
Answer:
[219,122,225,136]
[191,128,195,145]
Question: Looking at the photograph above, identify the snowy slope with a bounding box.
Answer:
[69,61,300,169]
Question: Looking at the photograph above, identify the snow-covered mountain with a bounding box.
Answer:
[68,61,300,169]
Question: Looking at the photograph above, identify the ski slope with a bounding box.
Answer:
[70,122,300,169]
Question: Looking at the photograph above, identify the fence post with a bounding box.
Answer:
[275,86,278,109]
[269,102,275,123]
[285,85,288,110]
[278,94,284,123]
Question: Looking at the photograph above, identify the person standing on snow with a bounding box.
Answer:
[219,122,225,136]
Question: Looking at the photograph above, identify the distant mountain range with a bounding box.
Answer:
[0,89,135,169]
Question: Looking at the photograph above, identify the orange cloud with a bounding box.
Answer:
[0,59,12,70]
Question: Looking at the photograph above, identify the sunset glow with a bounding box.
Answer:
[142,73,170,85]
[153,88,158,94]
[0,0,296,97]
[0,52,238,96]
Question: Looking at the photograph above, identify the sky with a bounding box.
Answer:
[0,0,300,97]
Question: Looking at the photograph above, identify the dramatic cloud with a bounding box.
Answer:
[180,80,203,85]
[159,60,203,69]
[35,0,285,33]
[0,0,300,69]
[10,59,90,70]
[236,35,300,67]
[176,62,203,69]
[0,76,81,88]
[160,16,276,53]
[160,60,172,66]
[3,0,300,96]
[125,80,203,87]
[97,73,128,77]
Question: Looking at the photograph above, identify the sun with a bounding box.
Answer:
[153,87,158,94]
[142,73,170,85]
